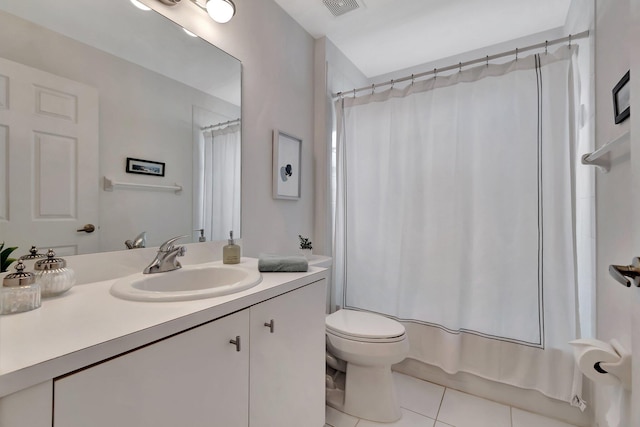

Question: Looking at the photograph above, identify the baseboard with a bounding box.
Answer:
[393,358,594,427]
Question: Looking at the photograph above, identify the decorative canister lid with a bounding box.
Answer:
[3,261,36,287]
[34,249,67,270]
[19,246,46,261]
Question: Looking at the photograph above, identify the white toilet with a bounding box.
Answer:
[325,309,409,423]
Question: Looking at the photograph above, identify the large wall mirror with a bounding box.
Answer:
[0,0,241,256]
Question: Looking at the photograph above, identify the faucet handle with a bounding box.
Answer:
[177,246,186,257]
[159,235,189,251]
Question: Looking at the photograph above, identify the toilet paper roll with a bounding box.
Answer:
[572,338,621,386]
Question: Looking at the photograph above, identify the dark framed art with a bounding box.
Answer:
[126,157,165,177]
[612,70,630,124]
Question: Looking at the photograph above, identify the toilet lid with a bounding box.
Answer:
[326,309,405,340]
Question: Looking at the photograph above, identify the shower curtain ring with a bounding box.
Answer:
[371,83,375,94]
[433,68,437,80]
[390,79,394,89]
[459,62,462,72]
[353,89,356,98]
[486,55,489,67]
[545,40,548,55]
[411,74,415,85]
[568,34,572,49]
[515,47,518,61]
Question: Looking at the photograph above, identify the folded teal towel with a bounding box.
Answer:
[258,254,308,272]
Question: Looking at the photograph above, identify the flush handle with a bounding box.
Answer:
[229,336,241,352]
[76,224,96,233]
[609,257,640,287]
[264,319,275,333]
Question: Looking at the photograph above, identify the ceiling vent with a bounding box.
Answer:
[322,0,359,17]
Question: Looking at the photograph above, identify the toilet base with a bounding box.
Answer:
[326,363,401,423]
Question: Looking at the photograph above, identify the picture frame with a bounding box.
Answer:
[126,157,165,177]
[272,130,302,200]
[612,70,630,124]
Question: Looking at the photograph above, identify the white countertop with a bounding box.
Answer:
[0,257,327,398]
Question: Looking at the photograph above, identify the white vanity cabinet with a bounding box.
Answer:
[54,309,250,427]
[249,277,326,426]
[52,278,326,427]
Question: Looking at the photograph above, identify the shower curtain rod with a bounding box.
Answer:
[332,30,589,99]
[201,118,241,131]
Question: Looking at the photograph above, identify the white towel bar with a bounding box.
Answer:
[103,177,182,194]
[581,131,630,173]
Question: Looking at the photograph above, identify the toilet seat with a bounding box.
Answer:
[326,310,405,343]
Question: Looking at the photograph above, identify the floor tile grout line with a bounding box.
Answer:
[435,386,447,421]
[400,405,439,422]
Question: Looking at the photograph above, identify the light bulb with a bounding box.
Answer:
[206,0,235,23]
[129,0,152,11]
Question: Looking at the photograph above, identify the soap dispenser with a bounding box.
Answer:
[223,231,240,264]
[195,229,206,242]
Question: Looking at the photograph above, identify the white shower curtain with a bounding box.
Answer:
[334,47,584,404]
[195,124,241,242]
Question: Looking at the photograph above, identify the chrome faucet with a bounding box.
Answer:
[125,231,147,249]
[143,235,187,274]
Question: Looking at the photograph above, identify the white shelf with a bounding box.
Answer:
[581,131,630,173]
[103,177,182,194]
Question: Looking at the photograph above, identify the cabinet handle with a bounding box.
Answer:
[264,319,275,333]
[229,336,241,352]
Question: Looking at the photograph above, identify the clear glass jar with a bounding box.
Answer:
[1,261,41,315]
[34,249,76,297]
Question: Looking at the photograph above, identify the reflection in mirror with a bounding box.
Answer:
[0,0,241,256]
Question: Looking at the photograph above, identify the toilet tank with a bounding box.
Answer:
[307,255,332,313]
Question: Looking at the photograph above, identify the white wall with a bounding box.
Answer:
[312,37,369,257]
[145,0,316,257]
[593,0,632,425]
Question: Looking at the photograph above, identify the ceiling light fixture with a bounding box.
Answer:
[206,0,236,24]
[130,0,152,11]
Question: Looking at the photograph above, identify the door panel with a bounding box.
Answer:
[630,3,639,421]
[54,310,250,427]
[0,56,98,255]
[250,280,326,427]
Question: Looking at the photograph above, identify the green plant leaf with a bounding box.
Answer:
[1,245,18,273]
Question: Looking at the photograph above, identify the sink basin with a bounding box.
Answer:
[110,263,262,302]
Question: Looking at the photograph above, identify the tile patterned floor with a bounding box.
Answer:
[325,372,578,427]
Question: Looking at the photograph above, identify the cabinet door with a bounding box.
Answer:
[54,310,249,427]
[249,279,326,427]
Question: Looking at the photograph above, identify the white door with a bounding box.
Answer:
[630,7,639,423]
[0,57,99,256]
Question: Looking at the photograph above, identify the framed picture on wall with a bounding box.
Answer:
[272,130,302,200]
[126,157,165,177]
[612,70,630,124]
